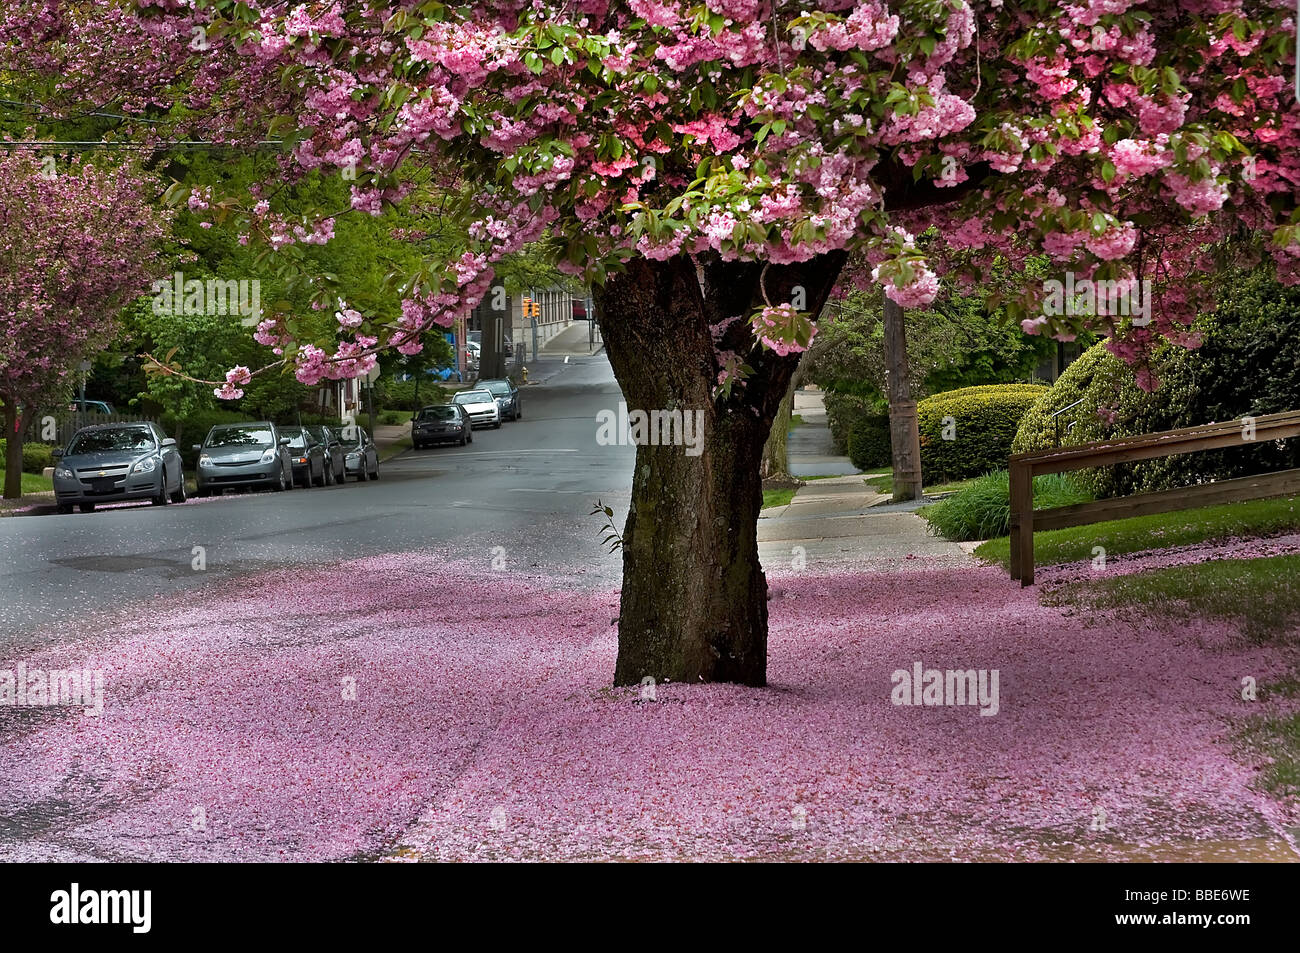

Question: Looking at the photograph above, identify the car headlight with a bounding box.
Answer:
[260,449,277,464]
[55,467,74,480]
[132,456,157,473]
[198,453,212,467]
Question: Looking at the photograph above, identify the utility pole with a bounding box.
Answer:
[882,296,923,501]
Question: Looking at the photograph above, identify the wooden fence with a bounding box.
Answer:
[1008,410,1300,585]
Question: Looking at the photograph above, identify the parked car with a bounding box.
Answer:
[477,378,522,421]
[340,427,380,481]
[194,422,293,495]
[52,422,187,513]
[412,404,473,448]
[67,398,116,415]
[304,424,347,484]
[451,388,501,428]
[468,331,512,357]
[279,426,328,487]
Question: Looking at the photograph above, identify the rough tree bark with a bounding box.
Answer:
[882,296,923,501]
[596,252,844,686]
[2,400,27,500]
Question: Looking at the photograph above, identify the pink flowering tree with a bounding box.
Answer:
[12,0,1300,683]
[0,149,167,498]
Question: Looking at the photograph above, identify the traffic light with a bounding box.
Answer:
[531,300,541,318]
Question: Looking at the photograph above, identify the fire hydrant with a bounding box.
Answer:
[521,365,529,384]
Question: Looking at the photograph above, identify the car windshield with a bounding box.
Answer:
[338,428,368,447]
[280,429,311,449]
[453,391,492,404]
[207,426,273,448]
[416,406,457,421]
[480,380,512,396]
[67,428,154,454]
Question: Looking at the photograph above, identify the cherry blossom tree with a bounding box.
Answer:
[8,0,1299,682]
[0,149,167,498]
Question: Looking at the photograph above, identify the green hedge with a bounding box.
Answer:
[917,383,1047,482]
[0,440,56,474]
[823,391,876,456]
[1013,268,1300,498]
[846,414,892,471]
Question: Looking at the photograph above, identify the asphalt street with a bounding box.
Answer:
[0,352,634,654]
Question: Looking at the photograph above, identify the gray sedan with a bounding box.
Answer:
[53,422,187,514]
[195,422,294,495]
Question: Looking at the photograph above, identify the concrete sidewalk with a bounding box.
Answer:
[538,320,602,356]
[788,388,859,477]
[760,388,970,572]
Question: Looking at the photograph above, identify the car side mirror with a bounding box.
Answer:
[51,448,63,460]
[280,436,291,445]
[192,444,202,452]
[161,438,177,448]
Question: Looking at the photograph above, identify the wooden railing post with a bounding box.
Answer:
[1009,461,1034,586]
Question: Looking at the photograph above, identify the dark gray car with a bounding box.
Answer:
[478,378,522,421]
[304,424,346,484]
[340,426,379,481]
[412,404,472,448]
[194,422,293,495]
[52,422,187,514]
[280,426,327,487]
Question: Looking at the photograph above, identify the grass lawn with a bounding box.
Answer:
[0,470,53,494]
[864,470,976,497]
[974,494,1300,569]
[788,414,803,428]
[378,435,413,462]
[762,487,796,510]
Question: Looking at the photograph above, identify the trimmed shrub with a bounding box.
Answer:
[923,469,1094,542]
[846,414,892,471]
[823,391,875,456]
[0,440,56,474]
[917,383,1048,482]
[1014,269,1300,499]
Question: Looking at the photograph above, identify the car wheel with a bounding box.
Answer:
[170,474,188,504]
[467,431,473,443]
[355,467,366,483]
[79,503,95,513]
[324,464,333,486]
[493,419,502,429]
[458,433,467,446]
[313,464,326,487]
[368,461,379,480]
[274,468,287,492]
[151,472,169,505]
[56,503,73,515]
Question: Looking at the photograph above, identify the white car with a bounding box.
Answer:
[451,388,501,429]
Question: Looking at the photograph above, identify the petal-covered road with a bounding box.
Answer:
[1,550,1296,861]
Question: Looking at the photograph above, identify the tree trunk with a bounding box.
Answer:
[596,253,843,686]
[760,377,794,482]
[3,400,25,499]
[882,296,923,501]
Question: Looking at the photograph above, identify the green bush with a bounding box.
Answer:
[917,383,1047,482]
[378,410,410,426]
[846,414,892,470]
[823,391,878,455]
[0,440,56,474]
[377,377,448,411]
[923,470,1094,542]
[1014,270,1300,499]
